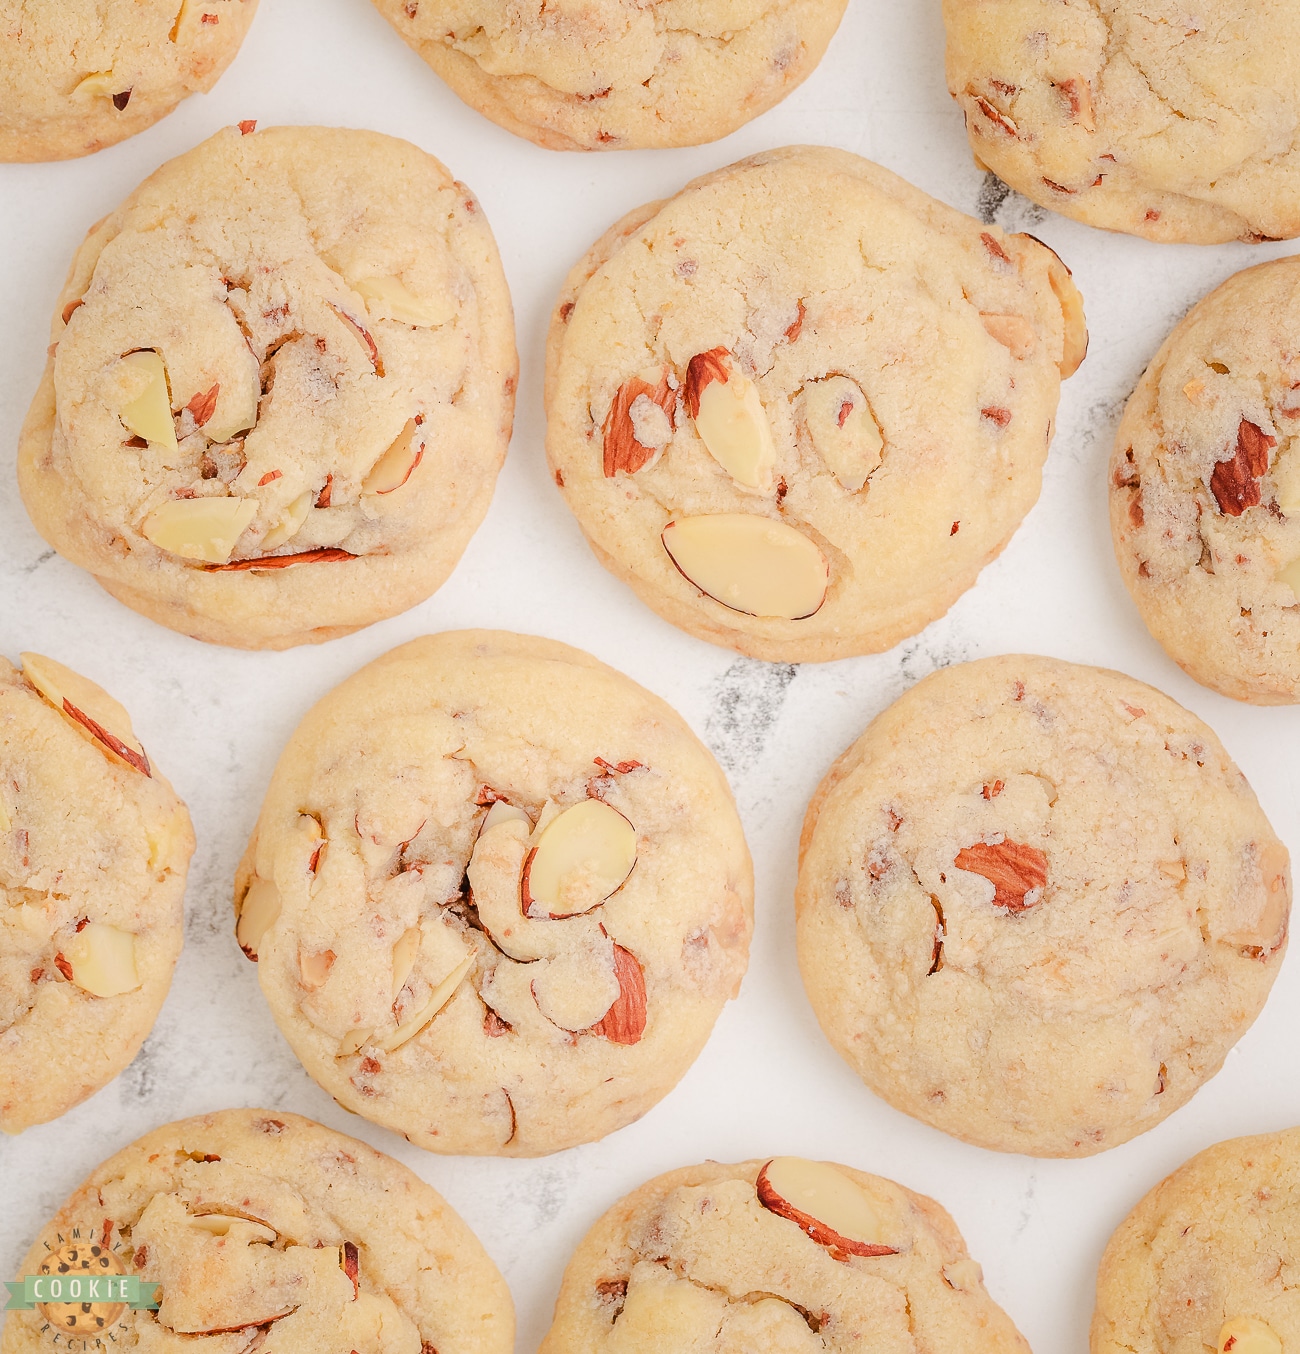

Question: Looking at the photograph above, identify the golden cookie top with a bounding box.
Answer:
[19,124,517,648]
[0,654,192,1133]
[236,631,753,1155]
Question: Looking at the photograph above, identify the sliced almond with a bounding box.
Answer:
[73,71,122,99]
[146,807,189,871]
[65,923,140,998]
[480,799,531,834]
[187,1216,276,1244]
[353,275,453,328]
[521,800,637,918]
[235,878,282,960]
[142,496,257,564]
[588,942,646,1045]
[118,351,178,452]
[1217,1318,1282,1354]
[362,419,425,495]
[980,313,1036,360]
[298,949,335,990]
[21,652,150,776]
[1038,247,1088,377]
[338,1027,374,1057]
[260,491,313,551]
[756,1157,897,1259]
[686,350,776,490]
[390,926,421,998]
[803,376,883,491]
[379,951,474,1051]
[954,839,1048,912]
[662,514,828,620]
[1277,556,1300,597]
[603,369,676,477]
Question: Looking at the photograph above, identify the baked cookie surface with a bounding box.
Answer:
[796,654,1289,1157]
[538,1156,1030,1353]
[235,630,752,1156]
[0,1108,513,1353]
[0,653,192,1134]
[545,146,1085,663]
[18,124,516,650]
[0,0,258,162]
[371,0,847,151]
[1092,1129,1300,1354]
[944,0,1300,243]
[1112,258,1300,704]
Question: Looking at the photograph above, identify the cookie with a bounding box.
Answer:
[539,1156,1030,1353]
[545,146,1086,663]
[944,0,1300,244]
[0,653,192,1134]
[0,0,258,163]
[796,653,1289,1157]
[1092,1129,1300,1354]
[18,124,516,650]
[234,630,752,1156]
[0,1108,513,1352]
[1111,258,1300,704]
[370,0,847,151]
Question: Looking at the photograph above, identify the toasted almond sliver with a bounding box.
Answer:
[980,312,1036,360]
[66,923,139,998]
[118,351,178,451]
[261,491,313,551]
[21,652,150,775]
[380,952,474,1051]
[522,799,637,918]
[353,275,453,328]
[142,496,257,564]
[803,375,883,491]
[662,514,828,620]
[236,878,282,960]
[756,1157,896,1257]
[691,360,777,490]
[363,419,425,496]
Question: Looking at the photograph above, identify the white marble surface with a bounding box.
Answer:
[2,2,1299,1350]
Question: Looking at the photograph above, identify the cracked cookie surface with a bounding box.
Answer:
[1111,258,1300,704]
[18,124,517,649]
[0,0,258,162]
[0,654,192,1134]
[234,630,752,1156]
[795,654,1289,1157]
[944,0,1300,243]
[1092,1129,1300,1354]
[0,1107,513,1353]
[538,1158,1030,1354]
[545,146,1085,663]
[370,0,847,151]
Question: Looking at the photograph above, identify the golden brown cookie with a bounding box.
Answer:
[235,630,753,1155]
[0,653,192,1134]
[19,124,516,649]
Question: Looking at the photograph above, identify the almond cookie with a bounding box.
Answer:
[0,0,258,163]
[1111,258,1300,704]
[796,654,1289,1157]
[1092,1129,1300,1354]
[0,653,192,1134]
[545,146,1086,663]
[370,0,847,151]
[0,1107,513,1353]
[18,124,516,650]
[234,630,753,1156]
[944,0,1300,243]
[539,1156,1030,1353]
